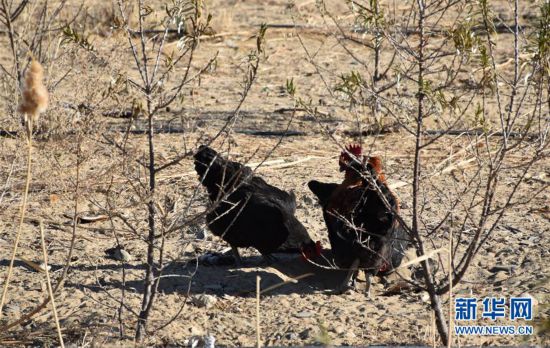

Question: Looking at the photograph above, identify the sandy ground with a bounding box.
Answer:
[0,0,548,346]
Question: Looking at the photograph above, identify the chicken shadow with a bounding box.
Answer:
[167,252,350,297]
[70,252,351,297]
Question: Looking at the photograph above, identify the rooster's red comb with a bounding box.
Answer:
[339,144,363,171]
[344,144,362,156]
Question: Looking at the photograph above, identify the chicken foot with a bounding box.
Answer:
[231,246,243,267]
[338,258,360,294]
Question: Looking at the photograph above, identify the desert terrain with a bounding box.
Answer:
[0,0,548,346]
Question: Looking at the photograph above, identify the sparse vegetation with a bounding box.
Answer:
[0,0,548,346]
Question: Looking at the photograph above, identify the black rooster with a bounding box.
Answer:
[308,144,409,295]
[194,145,320,265]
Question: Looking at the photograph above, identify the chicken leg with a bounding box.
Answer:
[338,258,360,294]
[231,246,243,267]
[365,272,372,298]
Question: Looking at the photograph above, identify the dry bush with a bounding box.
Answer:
[289,0,549,345]
[0,0,547,346]
[0,0,269,344]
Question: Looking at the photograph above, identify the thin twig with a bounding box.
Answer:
[0,131,32,318]
[0,132,82,332]
[448,227,453,348]
[39,220,65,348]
[256,275,261,348]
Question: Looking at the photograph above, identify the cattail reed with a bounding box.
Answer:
[0,58,49,320]
[18,58,48,133]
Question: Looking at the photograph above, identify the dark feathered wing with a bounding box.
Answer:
[381,220,409,273]
[194,145,314,256]
[275,190,315,251]
[308,174,410,273]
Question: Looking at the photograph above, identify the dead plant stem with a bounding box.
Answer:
[39,220,65,348]
[256,275,261,348]
[0,133,32,318]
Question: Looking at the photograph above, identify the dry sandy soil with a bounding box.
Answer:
[0,0,548,347]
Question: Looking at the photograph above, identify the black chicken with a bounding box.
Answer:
[308,144,409,295]
[194,145,320,265]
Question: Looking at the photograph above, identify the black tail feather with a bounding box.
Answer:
[308,180,338,207]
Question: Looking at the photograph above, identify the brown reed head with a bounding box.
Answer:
[18,58,49,128]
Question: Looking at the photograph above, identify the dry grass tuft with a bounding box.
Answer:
[18,58,49,132]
